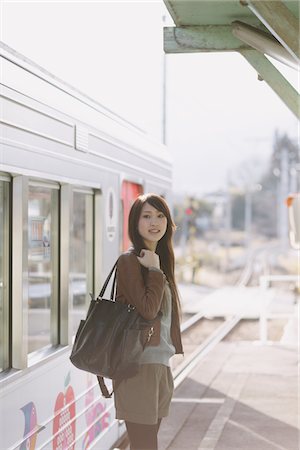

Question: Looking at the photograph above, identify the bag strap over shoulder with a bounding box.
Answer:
[110,262,117,300]
[98,259,118,300]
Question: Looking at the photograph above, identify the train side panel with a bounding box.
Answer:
[0,44,172,449]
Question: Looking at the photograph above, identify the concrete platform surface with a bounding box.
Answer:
[159,341,299,450]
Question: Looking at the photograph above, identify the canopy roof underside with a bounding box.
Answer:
[164,0,298,27]
[163,0,299,118]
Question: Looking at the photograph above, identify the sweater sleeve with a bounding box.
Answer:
[116,253,165,320]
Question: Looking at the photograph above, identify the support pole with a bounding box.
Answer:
[247,1,300,62]
[259,276,269,344]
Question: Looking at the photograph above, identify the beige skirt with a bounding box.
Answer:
[113,364,174,425]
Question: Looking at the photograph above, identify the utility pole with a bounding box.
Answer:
[245,187,252,248]
[225,173,232,270]
[290,167,298,193]
[162,15,167,145]
[245,183,261,248]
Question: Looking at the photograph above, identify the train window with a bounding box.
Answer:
[70,191,93,336]
[28,185,59,354]
[0,179,10,371]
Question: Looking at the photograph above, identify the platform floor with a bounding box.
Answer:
[159,341,298,450]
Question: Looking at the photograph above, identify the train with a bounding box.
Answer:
[0,42,172,450]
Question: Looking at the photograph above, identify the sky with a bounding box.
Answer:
[1,0,298,195]
[167,51,298,194]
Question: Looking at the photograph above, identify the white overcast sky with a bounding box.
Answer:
[1,0,298,195]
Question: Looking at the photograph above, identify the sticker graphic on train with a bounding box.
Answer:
[20,401,39,450]
[106,187,117,242]
[82,374,111,449]
[52,372,76,450]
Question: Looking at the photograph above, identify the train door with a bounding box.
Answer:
[121,181,143,251]
[0,175,10,373]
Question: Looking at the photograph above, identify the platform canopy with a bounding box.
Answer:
[163,0,299,118]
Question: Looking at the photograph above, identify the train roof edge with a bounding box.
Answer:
[0,40,172,166]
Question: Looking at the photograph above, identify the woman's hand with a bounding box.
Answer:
[137,249,160,270]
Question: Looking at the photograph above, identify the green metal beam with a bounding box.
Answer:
[246,0,300,61]
[164,26,252,53]
[239,49,300,118]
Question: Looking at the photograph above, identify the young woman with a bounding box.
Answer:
[114,193,183,450]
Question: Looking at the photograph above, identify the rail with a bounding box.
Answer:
[173,316,240,390]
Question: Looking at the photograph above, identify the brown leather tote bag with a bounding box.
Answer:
[70,259,155,397]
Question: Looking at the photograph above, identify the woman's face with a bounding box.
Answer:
[138,202,168,250]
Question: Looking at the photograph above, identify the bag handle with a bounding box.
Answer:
[97,376,112,398]
[97,375,121,398]
[98,259,118,300]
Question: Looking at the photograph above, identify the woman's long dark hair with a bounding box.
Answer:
[128,193,181,315]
